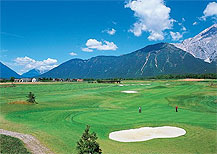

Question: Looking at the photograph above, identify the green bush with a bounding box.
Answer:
[26,92,37,104]
[77,125,102,154]
[0,134,31,154]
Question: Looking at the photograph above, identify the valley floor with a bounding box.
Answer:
[0,80,216,154]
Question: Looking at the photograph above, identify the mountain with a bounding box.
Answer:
[40,43,216,79]
[22,68,46,78]
[173,24,217,63]
[0,62,21,79]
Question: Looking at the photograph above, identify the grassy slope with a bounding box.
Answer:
[0,81,216,154]
[0,134,31,154]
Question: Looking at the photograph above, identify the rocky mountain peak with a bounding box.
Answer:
[173,24,217,63]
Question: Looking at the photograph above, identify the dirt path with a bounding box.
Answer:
[0,129,53,154]
[179,79,205,81]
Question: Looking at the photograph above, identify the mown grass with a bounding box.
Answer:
[0,134,31,154]
[0,80,216,154]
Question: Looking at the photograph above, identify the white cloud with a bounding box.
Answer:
[193,22,198,26]
[107,28,116,35]
[181,26,187,31]
[0,32,24,38]
[170,31,183,41]
[102,28,116,35]
[14,56,58,72]
[69,52,77,56]
[82,48,93,52]
[82,39,118,51]
[125,0,174,40]
[201,2,217,20]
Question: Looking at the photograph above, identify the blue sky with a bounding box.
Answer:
[1,0,217,74]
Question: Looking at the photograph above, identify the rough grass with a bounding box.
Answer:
[8,101,34,105]
[0,134,31,154]
[0,81,216,154]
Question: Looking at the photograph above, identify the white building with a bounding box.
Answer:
[32,78,37,82]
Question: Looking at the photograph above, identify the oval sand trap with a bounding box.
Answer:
[121,91,138,93]
[109,126,186,142]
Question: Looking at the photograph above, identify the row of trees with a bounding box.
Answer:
[1,73,216,83]
[147,73,217,79]
[83,73,217,81]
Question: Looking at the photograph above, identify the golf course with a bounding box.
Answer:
[0,80,216,154]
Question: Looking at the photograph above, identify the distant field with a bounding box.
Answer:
[0,80,216,154]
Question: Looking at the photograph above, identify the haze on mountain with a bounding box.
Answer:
[173,24,217,63]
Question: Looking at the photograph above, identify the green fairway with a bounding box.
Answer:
[0,80,216,154]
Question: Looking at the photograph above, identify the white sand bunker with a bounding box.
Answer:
[109,126,186,142]
[121,91,138,93]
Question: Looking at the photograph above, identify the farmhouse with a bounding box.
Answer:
[32,78,37,82]
[14,78,37,82]
[53,78,64,82]
[14,79,20,82]
[65,79,84,82]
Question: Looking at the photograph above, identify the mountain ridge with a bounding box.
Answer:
[39,43,216,79]
[0,62,21,79]
[173,24,217,63]
[22,68,46,78]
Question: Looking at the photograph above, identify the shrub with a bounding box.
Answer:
[77,125,102,154]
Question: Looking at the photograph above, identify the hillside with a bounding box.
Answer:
[40,43,216,79]
[0,62,21,79]
[22,69,46,78]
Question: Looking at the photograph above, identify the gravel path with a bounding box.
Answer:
[0,129,53,154]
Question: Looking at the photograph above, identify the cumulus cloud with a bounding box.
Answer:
[102,28,116,35]
[170,31,183,41]
[193,22,198,26]
[125,0,174,40]
[201,2,217,20]
[107,28,116,35]
[82,39,118,52]
[14,56,58,73]
[69,52,77,56]
[181,26,187,31]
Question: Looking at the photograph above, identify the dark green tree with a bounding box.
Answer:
[77,125,102,154]
[26,92,37,104]
[10,77,15,82]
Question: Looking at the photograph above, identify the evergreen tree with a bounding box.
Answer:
[26,92,37,104]
[10,77,15,82]
[77,125,102,154]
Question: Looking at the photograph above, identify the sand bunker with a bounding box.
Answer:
[109,126,186,142]
[121,91,138,93]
